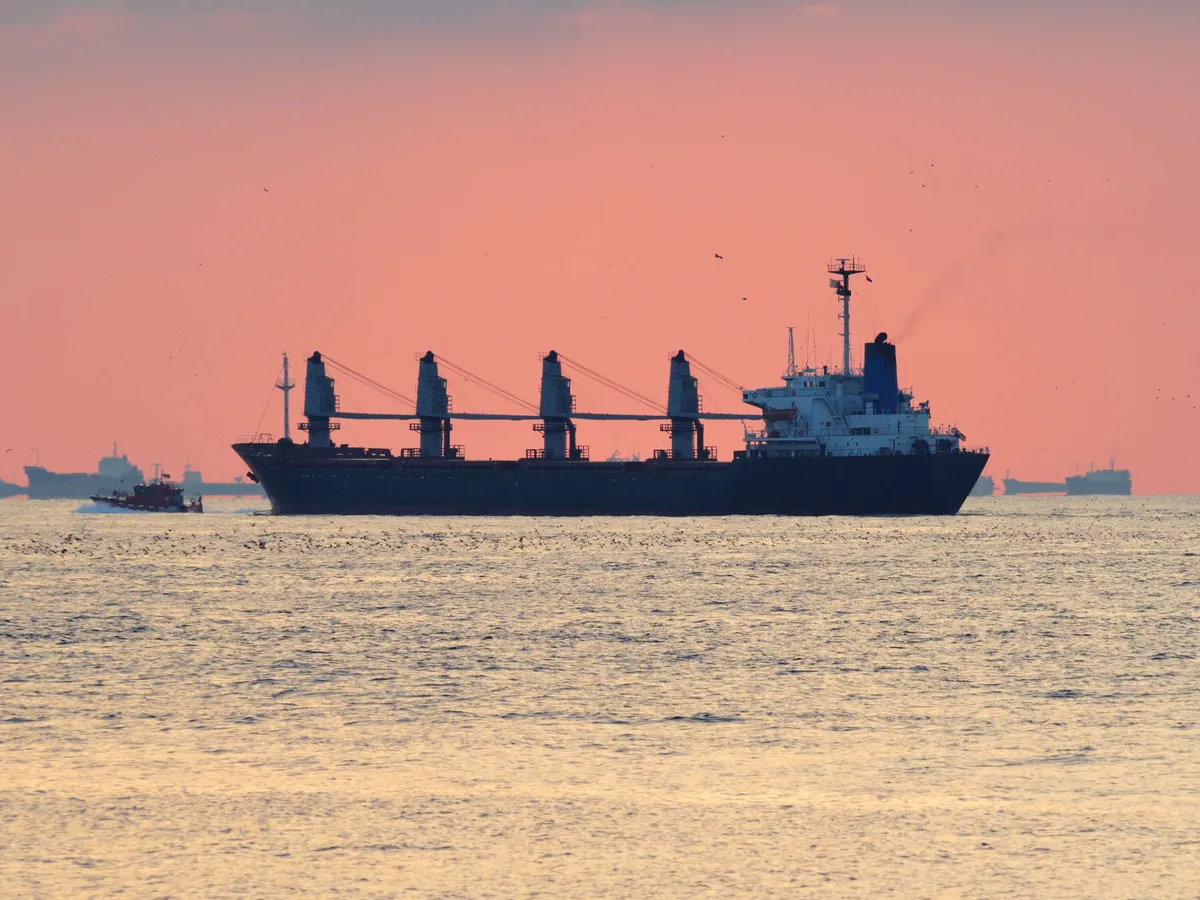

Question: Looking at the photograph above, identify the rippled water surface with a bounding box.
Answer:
[1,497,1198,897]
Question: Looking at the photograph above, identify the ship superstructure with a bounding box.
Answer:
[1066,460,1132,495]
[234,259,988,516]
[740,261,967,459]
[24,444,145,499]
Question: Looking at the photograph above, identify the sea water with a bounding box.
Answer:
[1,496,1197,897]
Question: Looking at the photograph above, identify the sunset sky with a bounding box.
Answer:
[2,1,1197,492]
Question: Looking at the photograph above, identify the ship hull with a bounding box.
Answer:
[1002,479,1066,495]
[1065,474,1131,496]
[89,496,202,513]
[23,466,140,500]
[234,442,988,517]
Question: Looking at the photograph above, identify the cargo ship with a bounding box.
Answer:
[24,445,144,499]
[1002,472,1066,495]
[1066,461,1131,495]
[235,260,987,516]
[21,450,263,499]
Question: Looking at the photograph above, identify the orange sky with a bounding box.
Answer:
[2,3,1198,492]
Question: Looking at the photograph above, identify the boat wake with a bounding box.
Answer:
[74,502,150,514]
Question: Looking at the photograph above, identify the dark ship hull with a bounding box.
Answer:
[1065,471,1132,495]
[234,441,988,517]
[89,494,203,513]
[1002,478,1065,495]
[24,467,141,500]
[90,478,203,513]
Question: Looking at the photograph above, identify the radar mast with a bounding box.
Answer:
[828,257,867,375]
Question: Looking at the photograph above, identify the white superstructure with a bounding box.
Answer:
[739,259,966,459]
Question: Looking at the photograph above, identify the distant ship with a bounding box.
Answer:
[1002,471,1066,495]
[22,447,264,499]
[1065,460,1132,495]
[968,474,994,496]
[25,445,144,499]
[0,479,22,499]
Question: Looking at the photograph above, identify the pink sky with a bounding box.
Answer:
[2,3,1198,492]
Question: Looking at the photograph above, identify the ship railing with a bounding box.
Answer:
[524,447,592,460]
[235,433,275,444]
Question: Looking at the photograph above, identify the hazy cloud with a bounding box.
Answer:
[0,0,754,30]
[1,0,1196,30]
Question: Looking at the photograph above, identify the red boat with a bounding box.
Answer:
[90,477,203,513]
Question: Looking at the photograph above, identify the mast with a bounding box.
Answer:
[276,352,295,441]
[828,257,867,375]
[785,327,797,377]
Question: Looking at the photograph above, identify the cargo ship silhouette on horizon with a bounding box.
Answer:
[1003,459,1132,496]
[234,259,989,516]
[20,446,264,500]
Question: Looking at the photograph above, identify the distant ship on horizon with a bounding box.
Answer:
[969,474,994,496]
[1065,460,1132,495]
[1002,471,1066,495]
[24,445,145,500]
[1003,459,1132,496]
[20,445,264,499]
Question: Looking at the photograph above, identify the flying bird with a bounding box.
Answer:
[865,275,873,283]
[714,253,723,260]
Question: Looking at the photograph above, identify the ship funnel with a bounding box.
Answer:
[415,352,452,458]
[303,351,337,448]
[863,335,899,414]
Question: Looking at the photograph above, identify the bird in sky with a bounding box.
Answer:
[714,253,723,260]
